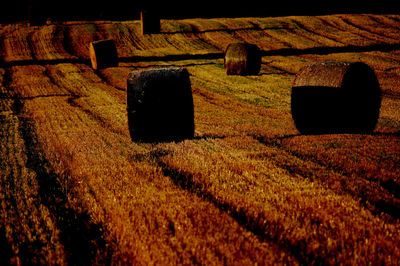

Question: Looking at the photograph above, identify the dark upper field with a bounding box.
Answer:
[2,1,400,23]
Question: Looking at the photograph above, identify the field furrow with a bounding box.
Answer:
[6,65,70,98]
[0,109,66,265]
[327,15,398,44]
[338,14,400,43]
[27,25,77,61]
[1,25,33,62]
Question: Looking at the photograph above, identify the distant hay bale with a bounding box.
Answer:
[141,10,160,35]
[224,42,261,75]
[89,39,118,70]
[127,68,194,142]
[291,61,381,134]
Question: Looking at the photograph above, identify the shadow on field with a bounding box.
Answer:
[12,98,112,265]
[0,227,12,265]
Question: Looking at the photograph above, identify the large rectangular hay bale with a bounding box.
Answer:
[89,39,118,70]
[127,68,194,142]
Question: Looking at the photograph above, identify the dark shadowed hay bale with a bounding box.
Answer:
[89,39,118,70]
[127,68,194,142]
[141,10,160,35]
[224,42,261,75]
[291,61,381,134]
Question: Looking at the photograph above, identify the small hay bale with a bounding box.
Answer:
[224,42,261,75]
[89,39,118,70]
[291,61,381,134]
[127,68,194,142]
[141,10,160,35]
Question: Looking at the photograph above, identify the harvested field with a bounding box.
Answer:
[1,13,400,264]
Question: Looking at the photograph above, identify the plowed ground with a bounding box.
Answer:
[1,14,400,264]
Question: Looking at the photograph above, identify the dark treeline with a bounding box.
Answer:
[1,1,400,24]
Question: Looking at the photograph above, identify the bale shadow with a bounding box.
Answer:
[291,84,381,135]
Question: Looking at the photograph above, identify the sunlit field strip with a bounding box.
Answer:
[338,14,400,42]
[7,65,70,98]
[324,15,400,44]
[366,14,400,40]
[27,25,77,61]
[301,16,381,47]
[1,24,33,62]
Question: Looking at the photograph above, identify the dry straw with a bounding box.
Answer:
[141,10,160,35]
[224,42,261,75]
[127,68,194,142]
[291,61,381,134]
[89,39,118,70]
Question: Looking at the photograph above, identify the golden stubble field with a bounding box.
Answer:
[1,13,400,264]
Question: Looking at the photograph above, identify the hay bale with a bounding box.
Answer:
[141,10,160,35]
[89,39,118,70]
[224,42,261,75]
[291,61,381,134]
[127,68,194,142]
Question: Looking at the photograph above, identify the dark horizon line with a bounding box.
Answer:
[1,6,400,23]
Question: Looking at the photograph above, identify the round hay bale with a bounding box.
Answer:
[141,10,161,35]
[127,68,194,142]
[224,42,261,75]
[291,61,381,134]
[89,39,118,70]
